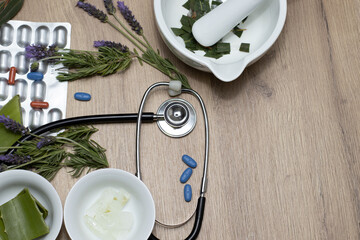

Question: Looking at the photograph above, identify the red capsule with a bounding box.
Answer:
[8,67,16,85]
[30,101,49,109]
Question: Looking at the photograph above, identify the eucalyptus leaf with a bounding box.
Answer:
[0,95,23,152]
[0,0,24,26]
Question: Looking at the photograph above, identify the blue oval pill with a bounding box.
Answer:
[182,154,197,168]
[184,184,192,202]
[180,168,193,183]
[27,72,44,81]
[74,92,91,101]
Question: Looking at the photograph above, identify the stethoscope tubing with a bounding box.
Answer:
[135,82,209,240]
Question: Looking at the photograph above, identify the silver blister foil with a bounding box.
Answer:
[0,20,71,129]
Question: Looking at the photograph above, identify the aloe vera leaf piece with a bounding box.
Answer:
[0,214,8,240]
[32,195,48,219]
[0,0,24,27]
[0,188,49,240]
[0,95,23,152]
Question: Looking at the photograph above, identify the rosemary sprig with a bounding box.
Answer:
[0,122,109,181]
[66,140,108,178]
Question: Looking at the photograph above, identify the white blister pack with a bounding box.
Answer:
[0,20,71,129]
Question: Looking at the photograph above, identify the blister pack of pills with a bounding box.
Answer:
[0,20,71,129]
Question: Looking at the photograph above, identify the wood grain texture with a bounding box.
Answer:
[10,0,360,239]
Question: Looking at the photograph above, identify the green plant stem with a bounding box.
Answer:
[112,14,149,49]
[55,137,91,152]
[8,153,57,170]
[106,19,146,53]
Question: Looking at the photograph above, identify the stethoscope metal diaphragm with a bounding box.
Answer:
[156,98,196,138]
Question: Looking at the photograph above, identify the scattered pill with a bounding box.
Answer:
[27,72,44,81]
[30,101,49,109]
[8,67,16,85]
[74,92,91,101]
[180,168,193,183]
[182,155,197,168]
[184,184,192,202]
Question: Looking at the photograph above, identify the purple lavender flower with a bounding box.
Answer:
[104,0,116,15]
[25,44,58,61]
[76,1,108,23]
[94,40,129,52]
[0,115,29,136]
[0,154,31,165]
[117,1,143,35]
[37,136,56,149]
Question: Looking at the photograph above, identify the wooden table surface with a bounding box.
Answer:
[12,0,360,239]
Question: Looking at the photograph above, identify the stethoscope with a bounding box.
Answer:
[8,82,209,240]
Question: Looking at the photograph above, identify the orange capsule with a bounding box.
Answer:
[30,101,49,109]
[8,67,16,85]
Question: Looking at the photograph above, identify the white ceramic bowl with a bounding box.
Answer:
[0,170,63,240]
[64,168,155,240]
[154,0,287,82]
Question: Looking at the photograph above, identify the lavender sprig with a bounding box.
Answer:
[76,1,108,23]
[0,114,29,136]
[25,44,59,61]
[0,154,31,165]
[37,136,57,149]
[94,40,128,53]
[117,1,143,35]
[104,0,116,15]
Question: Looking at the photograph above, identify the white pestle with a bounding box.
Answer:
[192,0,265,47]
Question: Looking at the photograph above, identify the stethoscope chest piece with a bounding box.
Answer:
[156,98,196,138]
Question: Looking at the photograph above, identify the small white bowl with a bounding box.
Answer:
[64,168,155,240]
[154,0,287,82]
[0,170,63,240]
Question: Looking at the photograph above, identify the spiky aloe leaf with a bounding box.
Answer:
[0,0,24,26]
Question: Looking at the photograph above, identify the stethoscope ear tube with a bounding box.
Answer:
[148,197,206,240]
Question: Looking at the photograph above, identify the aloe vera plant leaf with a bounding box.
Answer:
[0,188,49,240]
[0,95,23,152]
[0,0,24,26]
[0,215,8,240]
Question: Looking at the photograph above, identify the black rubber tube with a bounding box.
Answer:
[7,112,155,155]
[147,197,206,240]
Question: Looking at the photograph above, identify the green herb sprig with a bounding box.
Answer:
[27,0,191,89]
[1,125,109,181]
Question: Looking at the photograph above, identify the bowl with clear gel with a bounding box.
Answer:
[154,0,287,82]
[64,168,155,240]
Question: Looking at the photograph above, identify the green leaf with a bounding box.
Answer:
[0,0,24,27]
[180,15,196,28]
[211,1,222,7]
[182,0,191,9]
[0,95,23,152]
[233,27,244,38]
[0,216,8,240]
[0,188,49,240]
[171,27,186,36]
[216,42,230,54]
[239,43,250,52]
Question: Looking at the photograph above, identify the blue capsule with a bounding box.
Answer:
[184,184,192,202]
[180,168,193,183]
[27,72,44,81]
[74,92,91,101]
[182,154,197,168]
